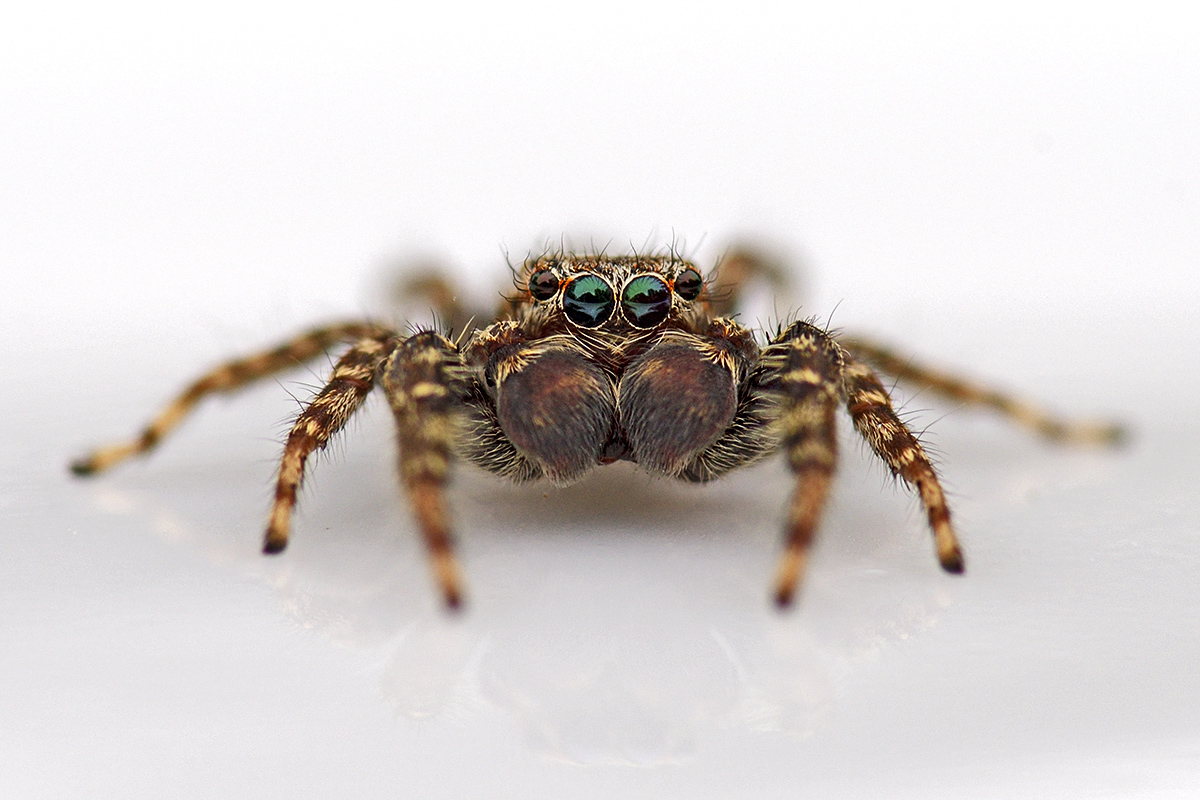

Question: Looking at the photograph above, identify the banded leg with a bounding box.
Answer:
[264,332,398,553]
[763,322,844,606]
[382,331,470,609]
[840,335,1126,445]
[842,355,965,573]
[71,322,389,475]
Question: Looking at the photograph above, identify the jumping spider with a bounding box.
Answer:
[72,247,1124,608]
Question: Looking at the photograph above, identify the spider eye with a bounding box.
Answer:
[528,269,560,301]
[621,275,671,328]
[562,273,615,327]
[673,268,703,301]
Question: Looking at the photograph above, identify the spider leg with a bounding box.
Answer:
[842,353,965,574]
[840,334,1126,445]
[708,245,790,317]
[263,332,398,553]
[674,320,842,605]
[395,270,491,340]
[381,331,471,609]
[71,322,389,475]
[757,322,844,606]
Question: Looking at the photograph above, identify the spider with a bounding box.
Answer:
[71,246,1124,608]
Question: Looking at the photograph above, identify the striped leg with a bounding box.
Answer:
[381,331,470,609]
[71,322,389,475]
[263,332,398,553]
[764,322,843,607]
[842,355,965,574]
[840,335,1126,445]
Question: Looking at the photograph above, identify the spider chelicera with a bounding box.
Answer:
[72,246,1124,608]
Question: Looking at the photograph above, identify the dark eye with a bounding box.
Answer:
[528,269,560,301]
[562,273,615,327]
[621,274,671,328]
[673,268,703,301]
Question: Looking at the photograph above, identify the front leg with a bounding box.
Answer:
[622,319,839,604]
[756,321,844,606]
[381,331,473,608]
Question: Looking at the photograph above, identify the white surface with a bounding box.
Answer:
[3,3,1199,797]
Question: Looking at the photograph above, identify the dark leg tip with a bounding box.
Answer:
[262,539,287,555]
[1105,423,1132,447]
[69,459,96,477]
[443,592,464,613]
[773,588,796,610]
[941,553,966,574]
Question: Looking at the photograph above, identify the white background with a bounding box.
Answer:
[3,2,1199,797]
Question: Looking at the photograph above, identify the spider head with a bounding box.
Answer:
[520,254,705,332]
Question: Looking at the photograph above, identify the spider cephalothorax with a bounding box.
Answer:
[72,246,1124,609]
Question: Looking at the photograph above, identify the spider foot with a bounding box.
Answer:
[772,550,807,608]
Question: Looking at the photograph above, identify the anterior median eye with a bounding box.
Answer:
[621,275,671,328]
[562,273,615,327]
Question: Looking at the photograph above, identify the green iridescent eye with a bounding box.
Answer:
[621,274,671,328]
[562,273,615,327]
[673,268,703,301]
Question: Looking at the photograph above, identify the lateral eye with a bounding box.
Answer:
[528,269,560,301]
[562,273,615,327]
[673,268,703,301]
[621,275,671,328]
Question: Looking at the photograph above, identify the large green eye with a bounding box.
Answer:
[621,274,671,328]
[562,273,614,327]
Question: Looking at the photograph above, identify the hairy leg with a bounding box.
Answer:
[71,322,389,475]
[759,321,843,606]
[841,354,965,573]
[263,332,398,553]
[840,335,1126,445]
[381,331,472,608]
